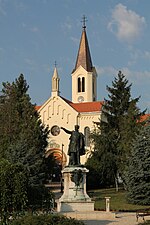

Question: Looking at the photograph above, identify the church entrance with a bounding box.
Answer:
[45,148,67,183]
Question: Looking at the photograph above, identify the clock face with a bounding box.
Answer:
[78,96,84,102]
[51,125,60,136]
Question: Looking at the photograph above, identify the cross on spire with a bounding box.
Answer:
[81,15,87,29]
[54,60,57,68]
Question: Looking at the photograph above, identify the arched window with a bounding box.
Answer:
[78,76,85,93]
[78,77,81,92]
[84,126,90,147]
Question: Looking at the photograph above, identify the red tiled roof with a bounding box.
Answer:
[56,96,103,113]
[139,114,150,122]
[69,101,103,113]
[35,105,41,110]
[35,97,103,113]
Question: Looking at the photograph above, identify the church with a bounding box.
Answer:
[36,20,103,167]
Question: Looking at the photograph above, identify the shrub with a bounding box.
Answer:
[9,214,85,225]
[27,185,54,211]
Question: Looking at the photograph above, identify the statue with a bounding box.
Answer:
[61,125,85,166]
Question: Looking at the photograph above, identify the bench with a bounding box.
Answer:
[136,208,150,221]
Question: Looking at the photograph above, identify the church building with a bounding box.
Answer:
[37,20,103,167]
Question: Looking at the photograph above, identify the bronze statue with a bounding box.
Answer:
[61,125,85,166]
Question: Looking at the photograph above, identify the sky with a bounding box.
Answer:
[0,0,150,111]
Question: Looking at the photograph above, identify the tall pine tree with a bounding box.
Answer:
[125,118,150,205]
[0,74,49,185]
[87,71,144,189]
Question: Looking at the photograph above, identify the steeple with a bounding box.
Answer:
[71,16,97,103]
[73,15,93,72]
[51,63,60,97]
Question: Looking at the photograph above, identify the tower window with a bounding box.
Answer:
[78,77,81,92]
[78,76,85,93]
[82,77,85,92]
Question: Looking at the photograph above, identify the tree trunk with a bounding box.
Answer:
[115,176,119,192]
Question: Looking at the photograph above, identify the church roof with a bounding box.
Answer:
[73,26,93,72]
[61,97,103,113]
[70,101,103,113]
[35,105,41,110]
[35,98,103,113]
[139,114,150,122]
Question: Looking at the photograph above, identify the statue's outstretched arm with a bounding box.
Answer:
[61,127,72,134]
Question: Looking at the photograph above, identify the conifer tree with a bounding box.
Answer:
[0,74,49,185]
[87,71,144,188]
[126,118,150,205]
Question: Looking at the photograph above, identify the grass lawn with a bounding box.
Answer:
[139,222,150,225]
[88,188,150,212]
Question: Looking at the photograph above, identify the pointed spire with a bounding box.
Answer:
[51,62,60,97]
[53,66,59,79]
[73,16,93,72]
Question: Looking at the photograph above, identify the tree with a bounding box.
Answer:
[125,118,150,205]
[0,74,50,185]
[87,71,144,189]
[0,159,28,224]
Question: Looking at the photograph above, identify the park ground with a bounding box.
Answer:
[48,182,150,225]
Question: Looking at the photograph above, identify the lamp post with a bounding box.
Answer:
[61,144,64,193]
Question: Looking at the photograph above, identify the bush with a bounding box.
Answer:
[0,159,28,224]
[27,185,54,211]
[9,214,85,225]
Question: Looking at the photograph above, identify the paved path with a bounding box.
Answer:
[47,182,149,225]
[83,212,148,225]
[62,211,150,225]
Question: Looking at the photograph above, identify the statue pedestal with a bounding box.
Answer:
[57,166,94,212]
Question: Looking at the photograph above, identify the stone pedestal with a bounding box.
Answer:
[57,166,94,212]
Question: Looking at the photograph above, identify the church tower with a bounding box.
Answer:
[51,65,60,97]
[71,16,97,103]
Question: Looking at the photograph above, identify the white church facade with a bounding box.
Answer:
[36,22,103,167]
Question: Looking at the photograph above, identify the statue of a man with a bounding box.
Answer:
[61,125,85,166]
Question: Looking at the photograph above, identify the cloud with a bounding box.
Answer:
[25,58,36,67]
[22,23,39,33]
[144,51,150,60]
[14,0,27,11]
[70,36,79,45]
[127,47,150,66]
[96,65,150,81]
[61,21,72,31]
[61,17,72,34]
[30,27,39,33]
[96,66,117,77]
[108,3,146,43]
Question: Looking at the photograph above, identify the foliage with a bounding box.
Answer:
[88,188,150,212]
[0,74,50,185]
[43,154,57,182]
[86,147,115,189]
[27,185,54,212]
[9,214,85,225]
[139,221,150,225]
[125,118,150,205]
[87,71,144,188]
[0,159,28,224]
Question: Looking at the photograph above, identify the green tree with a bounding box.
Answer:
[87,71,144,189]
[0,159,28,224]
[0,74,49,185]
[125,118,150,205]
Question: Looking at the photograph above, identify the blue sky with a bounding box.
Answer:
[0,0,150,111]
